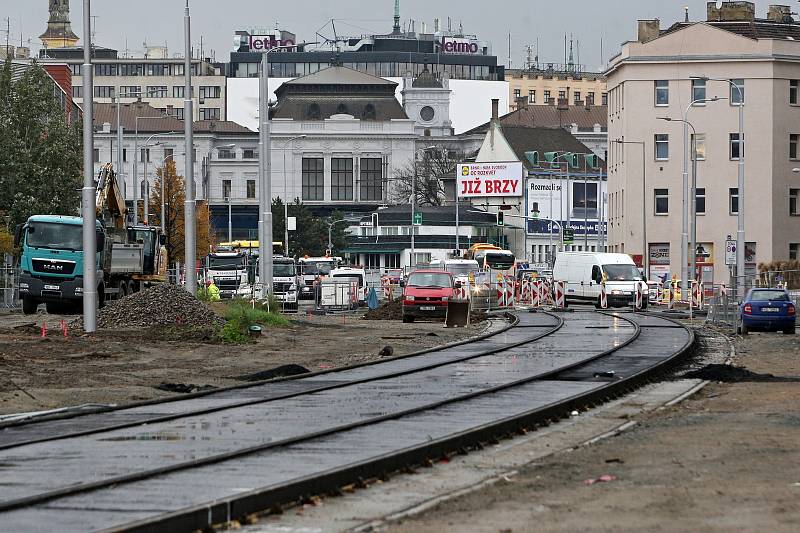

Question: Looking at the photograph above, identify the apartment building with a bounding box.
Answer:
[606,2,800,285]
[507,66,606,111]
[39,46,226,122]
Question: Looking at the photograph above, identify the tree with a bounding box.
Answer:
[0,58,82,229]
[150,160,214,264]
[271,197,348,257]
[390,147,467,207]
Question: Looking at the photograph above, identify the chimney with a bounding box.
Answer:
[767,5,793,22]
[637,19,660,43]
[707,2,755,22]
[491,98,499,121]
[516,96,528,110]
[557,98,569,110]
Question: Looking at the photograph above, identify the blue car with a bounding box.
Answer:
[739,288,796,335]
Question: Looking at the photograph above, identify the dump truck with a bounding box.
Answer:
[16,164,167,315]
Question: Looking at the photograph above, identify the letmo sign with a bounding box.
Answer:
[457,162,523,198]
[248,35,295,52]
[440,37,480,55]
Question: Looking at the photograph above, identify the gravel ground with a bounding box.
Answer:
[388,323,800,533]
[0,309,500,415]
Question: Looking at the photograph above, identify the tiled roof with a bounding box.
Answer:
[92,102,253,134]
[270,95,408,121]
[283,66,396,87]
[464,104,607,135]
[498,125,607,171]
[661,20,800,40]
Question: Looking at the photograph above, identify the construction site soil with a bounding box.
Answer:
[0,306,497,415]
[388,325,800,533]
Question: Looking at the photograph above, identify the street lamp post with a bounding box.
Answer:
[613,140,647,277]
[280,135,307,257]
[81,0,97,332]
[183,0,196,295]
[133,116,175,225]
[696,77,745,301]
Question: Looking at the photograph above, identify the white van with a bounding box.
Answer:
[553,252,647,308]
[330,266,367,305]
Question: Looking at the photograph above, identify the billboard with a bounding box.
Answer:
[457,162,523,198]
[525,177,606,236]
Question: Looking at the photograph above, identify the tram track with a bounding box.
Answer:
[0,310,693,532]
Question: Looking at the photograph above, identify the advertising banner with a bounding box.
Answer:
[525,177,606,236]
[457,162,523,198]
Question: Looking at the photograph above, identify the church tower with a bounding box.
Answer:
[40,0,79,49]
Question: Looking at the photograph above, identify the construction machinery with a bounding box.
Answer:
[16,164,168,315]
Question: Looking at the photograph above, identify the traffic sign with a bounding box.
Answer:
[413,211,423,226]
[563,228,574,245]
[725,239,736,265]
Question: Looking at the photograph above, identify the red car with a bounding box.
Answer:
[402,270,455,323]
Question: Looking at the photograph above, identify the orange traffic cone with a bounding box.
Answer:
[40,321,47,338]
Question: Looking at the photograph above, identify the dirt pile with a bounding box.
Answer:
[363,299,402,320]
[72,284,220,331]
[684,364,800,383]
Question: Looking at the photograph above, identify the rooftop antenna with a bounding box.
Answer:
[507,32,512,69]
[685,6,690,22]
[91,15,98,44]
[393,0,401,34]
[4,17,9,52]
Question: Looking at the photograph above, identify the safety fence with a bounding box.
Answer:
[1,265,20,310]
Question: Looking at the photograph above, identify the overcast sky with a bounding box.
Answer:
[6,1,788,69]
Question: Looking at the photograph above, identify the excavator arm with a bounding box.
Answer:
[95,163,128,231]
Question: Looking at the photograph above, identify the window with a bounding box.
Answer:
[385,253,400,269]
[528,90,536,103]
[360,157,383,201]
[93,86,115,98]
[72,86,82,98]
[655,80,669,106]
[243,149,257,159]
[791,80,799,104]
[69,64,81,76]
[695,188,706,214]
[163,148,174,162]
[222,179,231,200]
[729,188,739,215]
[730,79,744,105]
[146,86,168,98]
[146,64,168,76]
[246,180,256,199]
[122,149,127,162]
[654,189,669,215]
[543,90,551,103]
[94,64,117,76]
[199,86,221,99]
[791,188,800,216]
[654,134,669,160]
[692,133,706,160]
[92,148,99,164]
[218,148,235,159]
[118,63,143,76]
[140,148,150,163]
[331,158,354,201]
[513,88,521,100]
[573,182,598,216]
[692,78,706,103]
[587,91,595,105]
[302,158,324,201]
[173,108,185,120]
[601,92,608,105]
[730,133,744,160]
[200,108,220,120]
[574,91,581,104]
[558,90,566,100]
[791,243,799,261]
[791,134,799,160]
[173,86,185,98]
[119,85,141,97]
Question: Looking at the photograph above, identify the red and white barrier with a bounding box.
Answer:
[553,281,566,308]
[600,281,608,309]
[634,281,644,310]
[691,281,703,310]
[667,282,675,310]
[531,280,542,307]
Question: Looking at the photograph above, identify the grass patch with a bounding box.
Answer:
[217,299,290,344]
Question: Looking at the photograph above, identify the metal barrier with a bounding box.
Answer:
[1,265,20,310]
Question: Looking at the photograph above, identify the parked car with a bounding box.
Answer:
[739,288,796,335]
[401,270,455,323]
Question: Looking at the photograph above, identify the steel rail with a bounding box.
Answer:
[0,312,630,515]
[108,312,693,533]
[0,314,558,451]
[0,313,521,433]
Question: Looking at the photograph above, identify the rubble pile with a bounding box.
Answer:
[363,299,403,320]
[73,284,220,330]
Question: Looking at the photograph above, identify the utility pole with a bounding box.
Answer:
[183,0,196,295]
[81,0,97,332]
[258,51,273,298]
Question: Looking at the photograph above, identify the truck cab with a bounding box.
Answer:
[273,256,299,311]
[205,251,251,298]
[297,257,338,300]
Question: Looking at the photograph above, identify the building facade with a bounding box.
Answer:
[40,47,227,122]
[507,66,606,111]
[606,2,800,285]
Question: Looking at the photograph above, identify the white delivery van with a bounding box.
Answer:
[553,252,647,308]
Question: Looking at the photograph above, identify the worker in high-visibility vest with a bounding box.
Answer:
[206,280,221,302]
